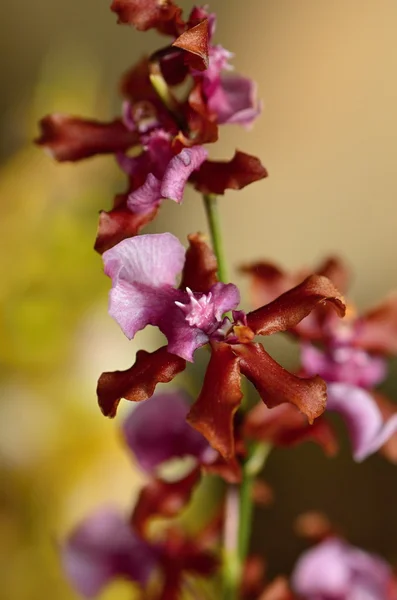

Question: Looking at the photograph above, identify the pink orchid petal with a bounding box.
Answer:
[103,234,185,339]
[292,538,391,600]
[161,146,208,203]
[327,382,397,461]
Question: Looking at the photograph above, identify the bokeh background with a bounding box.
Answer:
[1,0,397,598]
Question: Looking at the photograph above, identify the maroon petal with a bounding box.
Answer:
[240,261,295,307]
[354,293,397,354]
[131,467,201,536]
[247,275,345,336]
[94,205,158,254]
[35,115,138,161]
[179,233,218,293]
[187,342,243,460]
[316,256,350,295]
[110,0,183,35]
[191,150,268,195]
[172,20,209,71]
[244,402,337,456]
[237,343,327,423]
[97,346,186,418]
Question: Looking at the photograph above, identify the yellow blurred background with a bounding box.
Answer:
[1,1,397,598]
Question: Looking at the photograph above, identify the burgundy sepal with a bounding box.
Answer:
[179,233,218,293]
[247,275,345,336]
[36,115,137,161]
[94,205,158,254]
[187,342,243,460]
[191,150,268,195]
[97,346,186,417]
[237,343,327,423]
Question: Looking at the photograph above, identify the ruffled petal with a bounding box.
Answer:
[173,20,210,71]
[191,150,267,195]
[36,115,138,161]
[180,233,218,293]
[247,275,345,336]
[110,0,183,36]
[94,205,158,254]
[103,233,185,338]
[244,402,337,456]
[127,172,163,214]
[61,508,157,597]
[132,468,201,536]
[301,343,387,388]
[122,391,208,473]
[97,346,186,417]
[187,342,243,459]
[208,74,261,127]
[161,146,208,203]
[103,232,184,287]
[237,343,327,423]
[326,382,397,461]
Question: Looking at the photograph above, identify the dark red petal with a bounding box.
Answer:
[247,275,346,336]
[354,293,397,354]
[191,150,268,195]
[94,205,158,254]
[316,256,350,295]
[110,0,183,35]
[237,343,327,423]
[35,115,138,162]
[97,346,186,417]
[240,261,294,307]
[179,233,218,293]
[172,20,209,71]
[187,342,243,460]
[244,402,337,456]
[131,467,200,536]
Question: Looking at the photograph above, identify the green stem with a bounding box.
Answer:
[203,194,228,283]
[201,193,272,600]
[238,443,271,564]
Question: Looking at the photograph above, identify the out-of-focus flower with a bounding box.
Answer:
[61,507,157,597]
[97,233,345,461]
[291,537,397,600]
[122,390,208,474]
[62,506,218,599]
[242,256,397,462]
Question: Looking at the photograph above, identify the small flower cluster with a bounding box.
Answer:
[37,1,397,599]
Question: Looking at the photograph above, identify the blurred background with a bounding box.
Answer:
[1,0,397,598]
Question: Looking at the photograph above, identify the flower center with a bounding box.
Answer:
[175,288,216,332]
